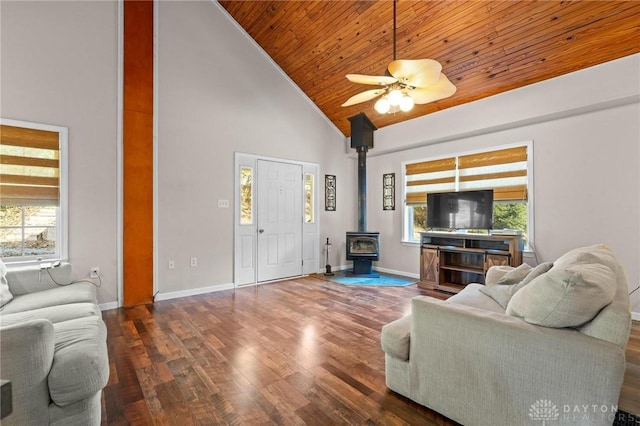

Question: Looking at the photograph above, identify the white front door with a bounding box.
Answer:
[256,160,302,282]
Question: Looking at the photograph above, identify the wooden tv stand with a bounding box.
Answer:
[419,232,523,294]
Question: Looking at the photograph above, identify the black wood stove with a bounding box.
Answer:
[346,113,380,276]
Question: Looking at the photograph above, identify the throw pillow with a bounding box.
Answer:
[553,244,618,273]
[0,259,13,308]
[493,263,533,285]
[506,263,616,328]
[480,262,553,309]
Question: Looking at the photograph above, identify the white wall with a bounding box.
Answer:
[364,54,640,312]
[156,1,349,295]
[0,1,119,305]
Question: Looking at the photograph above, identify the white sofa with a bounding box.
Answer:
[0,263,109,425]
[381,244,632,426]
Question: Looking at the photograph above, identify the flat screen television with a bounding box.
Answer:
[426,190,494,230]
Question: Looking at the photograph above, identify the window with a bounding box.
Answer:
[404,144,531,244]
[304,173,314,224]
[1,119,68,262]
[240,166,253,225]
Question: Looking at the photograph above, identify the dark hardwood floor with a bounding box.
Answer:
[101,276,640,425]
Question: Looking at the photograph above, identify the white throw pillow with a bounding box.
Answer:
[493,263,532,285]
[0,259,13,308]
[506,263,616,328]
[553,244,618,272]
[481,262,553,309]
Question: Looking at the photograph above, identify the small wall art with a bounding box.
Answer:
[383,173,395,210]
[325,174,336,211]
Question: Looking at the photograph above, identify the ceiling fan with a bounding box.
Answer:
[341,0,456,114]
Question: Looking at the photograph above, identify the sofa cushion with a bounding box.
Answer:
[553,244,618,272]
[447,284,504,313]
[484,265,514,285]
[0,282,97,314]
[49,316,109,406]
[0,303,101,326]
[6,264,73,296]
[480,262,553,309]
[506,263,616,328]
[493,263,532,285]
[381,315,411,361]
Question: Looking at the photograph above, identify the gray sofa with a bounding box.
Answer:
[0,263,109,425]
[382,244,632,426]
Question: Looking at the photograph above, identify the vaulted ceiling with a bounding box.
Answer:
[218,1,640,137]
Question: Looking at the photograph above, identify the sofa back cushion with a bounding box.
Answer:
[505,245,631,346]
[6,263,73,296]
[506,263,616,328]
[552,244,631,347]
[480,262,553,309]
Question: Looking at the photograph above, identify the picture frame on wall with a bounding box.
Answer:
[325,174,336,211]
[383,173,395,210]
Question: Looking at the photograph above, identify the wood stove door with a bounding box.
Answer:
[257,160,303,281]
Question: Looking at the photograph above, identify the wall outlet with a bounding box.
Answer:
[168,260,175,269]
[190,257,197,267]
[90,267,100,278]
[217,199,229,208]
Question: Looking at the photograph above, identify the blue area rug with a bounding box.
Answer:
[325,270,416,287]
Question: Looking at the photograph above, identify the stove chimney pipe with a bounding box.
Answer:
[348,113,377,232]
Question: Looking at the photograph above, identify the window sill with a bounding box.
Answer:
[2,258,64,269]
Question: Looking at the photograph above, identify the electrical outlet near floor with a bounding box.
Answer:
[190,257,197,267]
[168,260,175,269]
[90,267,100,278]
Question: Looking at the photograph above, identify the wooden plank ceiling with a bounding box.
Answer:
[219,1,640,137]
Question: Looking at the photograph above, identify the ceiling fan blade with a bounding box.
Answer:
[346,74,397,86]
[341,89,385,107]
[388,59,442,88]
[409,73,457,104]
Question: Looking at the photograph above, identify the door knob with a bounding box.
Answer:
[258,229,264,233]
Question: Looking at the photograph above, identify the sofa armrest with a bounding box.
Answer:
[0,319,56,425]
[408,296,626,425]
[381,315,411,361]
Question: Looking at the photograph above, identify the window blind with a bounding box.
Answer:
[458,146,528,201]
[404,145,528,206]
[0,124,60,206]
[405,157,456,206]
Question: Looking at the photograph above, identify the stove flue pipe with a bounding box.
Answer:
[348,113,377,233]
[357,145,367,232]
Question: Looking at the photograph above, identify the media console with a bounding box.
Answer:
[419,232,523,293]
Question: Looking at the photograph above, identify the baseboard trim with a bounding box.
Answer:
[99,301,119,311]
[632,312,640,322]
[373,266,419,279]
[154,283,234,302]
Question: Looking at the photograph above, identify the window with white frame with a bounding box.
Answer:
[403,143,531,244]
[0,119,68,262]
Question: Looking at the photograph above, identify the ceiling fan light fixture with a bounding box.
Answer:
[388,89,403,106]
[341,0,456,114]
[399,94,414,112]
[374,97,391,114]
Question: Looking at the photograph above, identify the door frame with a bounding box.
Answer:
[234,153,319,286]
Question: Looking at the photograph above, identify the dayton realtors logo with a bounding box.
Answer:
[529,400,560,425]
[529,399,619,424]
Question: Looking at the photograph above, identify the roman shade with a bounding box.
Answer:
[458,146,528,201]
[404,145,528,206]
[0,124,60,206]
[405,156,456,206]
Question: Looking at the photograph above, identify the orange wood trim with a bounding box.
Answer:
[123,0,154,306]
